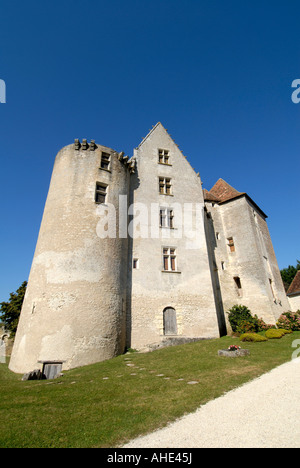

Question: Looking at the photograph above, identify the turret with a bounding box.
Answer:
[9,140,131,373]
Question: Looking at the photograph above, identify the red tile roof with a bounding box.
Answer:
[203,178,268,218]
[207,178,246,203]
[202,188,220,202]
[287,271,300,296]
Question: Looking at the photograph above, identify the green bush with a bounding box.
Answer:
[265,329,286,339]
[277,311,300,331]
[227,305,275,335]
[240,333,268,342]
[227,305,256,333]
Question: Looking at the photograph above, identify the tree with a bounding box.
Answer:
[0,281,27,336]
[280,260,300,291]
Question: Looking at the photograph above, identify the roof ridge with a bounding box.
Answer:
[287,270,300,295]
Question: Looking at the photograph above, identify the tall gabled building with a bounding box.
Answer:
[203,178,290,325]
[9,123,289,374]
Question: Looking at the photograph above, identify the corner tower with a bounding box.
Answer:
[9,140,132,373]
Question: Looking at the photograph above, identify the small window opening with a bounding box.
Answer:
[234,276,242,297]
[133,258,139,269]
[163,248,177,271]
[158,149,170,165]
[221,261,225,270]
[159,177,172,195]
[95,182,107,204]
[160,208,174,228]
[100,152,110,171]
[269,278,276,301]
[227,237,235,252]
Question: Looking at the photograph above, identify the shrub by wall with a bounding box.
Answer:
[277,311,300,331]
[227,305,275,335]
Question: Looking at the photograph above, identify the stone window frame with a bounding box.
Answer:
[160,207,174,229]
[159,177,172,196]
[162,247,180,273]
[95,182,108,204]
[158,148,172,166]
[100,151,111,172]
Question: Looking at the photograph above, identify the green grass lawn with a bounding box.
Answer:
[0,332,299,448]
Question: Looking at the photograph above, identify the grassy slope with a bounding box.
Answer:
[0,332,299,448]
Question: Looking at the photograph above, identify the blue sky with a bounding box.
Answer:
[0,0,299,301]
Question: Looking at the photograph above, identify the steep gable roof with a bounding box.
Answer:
[136,122,163,149]
[203,178,268,218]
[202,188,220,202]
[208,178,246,203]
[287,271,300,296]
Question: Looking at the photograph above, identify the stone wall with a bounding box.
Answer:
[129,123,221,349]
[9,141,131,373]
[205,195,290,327]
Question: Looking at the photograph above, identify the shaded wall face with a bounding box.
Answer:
[205,197,290,326]
[9,144,130,373]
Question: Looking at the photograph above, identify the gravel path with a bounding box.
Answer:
[123,360,300,448]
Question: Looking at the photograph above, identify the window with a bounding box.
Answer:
[158,149,170,165]
[100,152,110,171]
[227,237,235,252]
[159,177,172,195]
[133,258,139,269]
[269,278,276,301]
[216,232,220,240]
[163,248,177,271]
[160,208,174,228]
[234,276,242,297]
[95,182,107,204]
[221,261,225,270]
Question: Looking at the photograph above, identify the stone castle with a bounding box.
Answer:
[9,123,290,374]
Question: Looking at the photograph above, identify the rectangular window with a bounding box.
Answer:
[163,248,177,272]
[159,177,172,195]
[158,149,170,165]
[100,152,110,171]
[269,278,276,301]
[227,237,235,252]
[234,276,242,297]
[95,182,107,204]
[160,208,174,228]
[133,259,139,269]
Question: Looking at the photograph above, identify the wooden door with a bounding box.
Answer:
[163,308,177,335]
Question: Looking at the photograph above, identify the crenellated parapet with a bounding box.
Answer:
[74,139,136,173]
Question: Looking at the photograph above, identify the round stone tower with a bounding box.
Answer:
[9,139,133,374]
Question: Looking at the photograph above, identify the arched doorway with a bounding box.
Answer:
[163,307,177,335]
